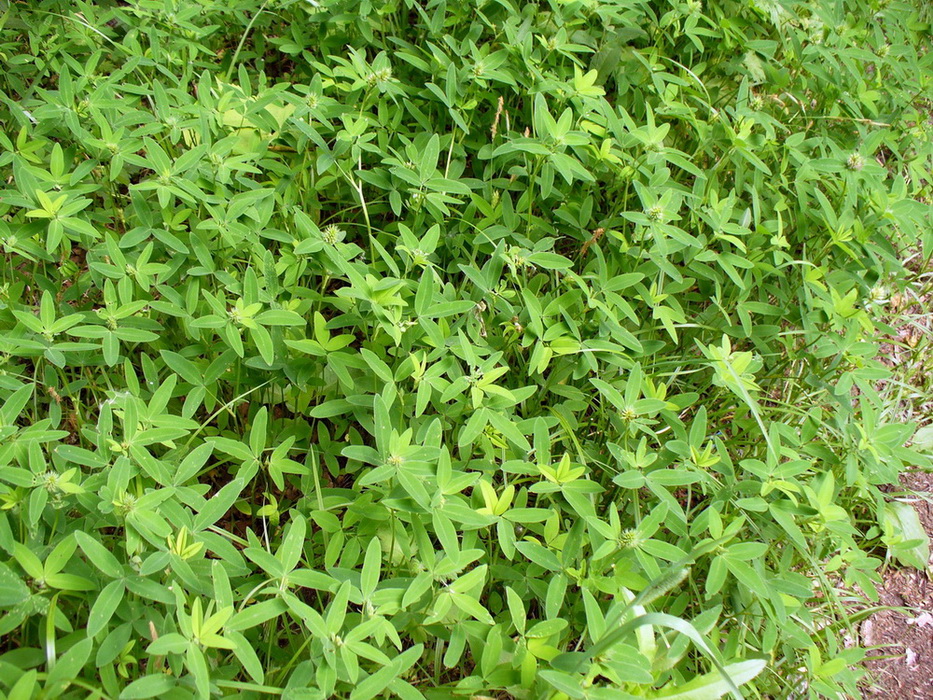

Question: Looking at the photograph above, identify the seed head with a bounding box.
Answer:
[322,224,345,245]
[618,529,640,549]
[868,285,889,305]
[113,491,137,516]
[36,471,61,494]
[491,96,504,139]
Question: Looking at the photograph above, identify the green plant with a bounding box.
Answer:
[0,0,930,698]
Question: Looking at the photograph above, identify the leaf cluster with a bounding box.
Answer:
[0,0,930,698]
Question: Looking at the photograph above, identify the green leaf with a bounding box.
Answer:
[228,630,265,684]
[251,323,275,364]
[361,536,382,599]
[193,479,245,532]
[450,592,494,625]
[505,586,526,635]
[653,659,767,699]
[229,599,289,631]
[277,512,307,573]
[0,562,30,607]
[87,580,125,637]
[7,671,38,700]
[255,309,305,326]
[911,424,933,452]
[884,501,931,570]
[350,644,423,700]
[526,618,568,638]
[45,638,93,698]
[539,670,585,698]
[419,134,440,180]
[187,644,211,699]
[527,252,573,270]
[514,541,562,571]
[119,675,179,699]
[12,543,44,580]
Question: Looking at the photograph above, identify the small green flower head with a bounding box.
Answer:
[868,284,889,305]
[322,224,346,245]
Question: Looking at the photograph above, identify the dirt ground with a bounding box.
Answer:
[861,471,933,699]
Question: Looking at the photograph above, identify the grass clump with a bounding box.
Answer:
[0,0,931,698]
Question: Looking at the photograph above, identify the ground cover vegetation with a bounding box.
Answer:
[0,0,931,697]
